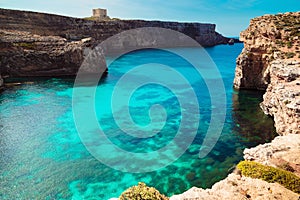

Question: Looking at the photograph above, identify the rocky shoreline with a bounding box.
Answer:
[0,8,237,84]
[260,59,300,135]
[170,11,300,200]
[170,134,300,200]
[0,8,299,199]
[234,11,300,135]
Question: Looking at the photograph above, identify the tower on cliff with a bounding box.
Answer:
[92,8,108,20]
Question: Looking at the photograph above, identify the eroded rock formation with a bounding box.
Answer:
[244,134,300,176]
[261,60,300,134]
[169,134,300,200]
[0,30,98,77]
[170,173,299,200]
[0,8,234,79]
[168,12,300,200]
[234,12,300,135]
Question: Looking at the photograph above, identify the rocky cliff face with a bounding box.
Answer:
[0,29,97,77]
[234,12,300,90]
[244,134,300,176]
[0,8,233,79]
[171,174,299,200]
[261,60,300,134]
[168,12,300,200]
[234,12,300,135]
[0,9,232,46]
[170,134,300,200]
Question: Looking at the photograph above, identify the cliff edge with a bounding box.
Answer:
[0,8,234,79]
[170,12,300,200]
[234,12,300,135]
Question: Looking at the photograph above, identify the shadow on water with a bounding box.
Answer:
[231,89,277,146]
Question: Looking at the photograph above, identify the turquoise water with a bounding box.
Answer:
[0,44,276,199]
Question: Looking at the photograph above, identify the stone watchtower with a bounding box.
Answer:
[92,8,108,20]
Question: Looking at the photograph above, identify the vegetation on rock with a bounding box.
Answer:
[237,161,300,194]
[241,12,300,61]
[119,182,169,200]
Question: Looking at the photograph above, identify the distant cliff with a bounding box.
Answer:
[0,8,235,78]
[234,11,300,135]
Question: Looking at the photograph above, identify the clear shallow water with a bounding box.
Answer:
[0,44,277,199]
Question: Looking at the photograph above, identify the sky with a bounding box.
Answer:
[0,0,299,36]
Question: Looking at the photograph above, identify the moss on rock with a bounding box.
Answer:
[237,161,300,194]
[119,182,169,200]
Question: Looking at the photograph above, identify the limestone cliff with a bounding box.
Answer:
[0,8,234,79]
[0,30,96,77]
[170,134,300,200]
[168,12,300,200]
[0,9,231,47]
[234,12,300,135]
[261,60,300,134]
[244,134,300,176]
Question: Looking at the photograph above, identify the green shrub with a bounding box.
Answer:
[237,161,300,194]
[119,182,169,200]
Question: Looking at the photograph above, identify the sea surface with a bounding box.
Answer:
[0,43,277,199]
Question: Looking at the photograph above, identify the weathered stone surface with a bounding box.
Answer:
[260,60,300,135]
[0,29,103,77]
[167,134,300,200]
[0,8,236,79]
[169,12,300,200]
[244,134,300,176]
[234,12,300,90]
[0,8,233,47]
[234,11,300,135]
[170,173,299,200]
